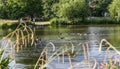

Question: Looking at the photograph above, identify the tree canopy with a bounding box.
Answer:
[0,0,42,19]
[90,0,112,16]
[42,0,59,20]
[108,0,120,22]
[0,0,118,23]
[53,0,89,22]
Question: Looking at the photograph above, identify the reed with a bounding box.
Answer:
[2,21,120,69]
[4,22,34,51]
[98,39,120,69]
[35,39,120,69]
[0,22,34,68]
[99,39,120,54]
[34,42,78,69]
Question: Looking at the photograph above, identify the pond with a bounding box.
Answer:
[1,25,120,69]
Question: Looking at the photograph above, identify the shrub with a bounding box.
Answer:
[0,50,10,69]
[55,0,89,22]
[58,18,69,25]
[1,23,9,30]
[10,22,33,29]
[50,18,69,26]
[2,22,33,30]
[50,18,58,26]
[85,17,118,24]
[9,22,19,29]
[108,0,120,22]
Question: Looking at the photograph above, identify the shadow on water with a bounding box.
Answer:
[15,45,45,69]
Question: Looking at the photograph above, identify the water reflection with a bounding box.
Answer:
[109,26,120,49]
[35,25,120,69]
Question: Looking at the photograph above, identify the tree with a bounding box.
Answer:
[20,0,43,18]
[0,0,43,19]
[54,0,89,22]
[90,0,112,16]
[42,0,59,20]
[0,0,25,19]
[108,0,120,22]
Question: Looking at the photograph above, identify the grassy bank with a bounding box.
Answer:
[50,17,120,26]
[0,17,120,29]
[0,19,50,26]
[84,17,118,24]
[0,19,17,25]
[35,21,50,26]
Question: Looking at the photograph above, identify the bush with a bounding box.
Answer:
[0,50,10,69]
[9,22,19,29]
[50,17,119,25]
[50,18,58,25]
[2,22,33,30]
[84,17,118,24]
[50,18,69,26]
[58,18,69,25]
[108,0,120,22]
[10,22,33,29]
[55,0,89,22]
[2,23,9,30]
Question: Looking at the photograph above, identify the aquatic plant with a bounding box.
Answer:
[34,39,120,69]
[0,50,9,69]
[3,22,34,52]
[0,22,34,68]
[98,39,120,69]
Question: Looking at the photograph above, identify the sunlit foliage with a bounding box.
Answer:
[0,0,42,19]
[108,0,120,22]
[53,0,89,22]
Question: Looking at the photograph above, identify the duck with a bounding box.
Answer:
[58,32,65,39]
[34,37,42,46]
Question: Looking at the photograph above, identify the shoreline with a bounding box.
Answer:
[35,22,50,26]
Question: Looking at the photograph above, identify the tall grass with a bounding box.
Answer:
[0,22,34,68]
[34,39,120,69]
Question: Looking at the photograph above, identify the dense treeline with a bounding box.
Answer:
[108,0,120,22]
[0,0,120,23]
[0,0,43,19]
[89,0,112,17]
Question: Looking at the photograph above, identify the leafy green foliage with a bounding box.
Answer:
[50,18,69,26]
[53,0,89,22]
[42,0,59,20]
[85,17,117,24]
[1,23,9,29]
[90,0,112,16]
[0,0,42,19]
[108,0,120,22]
[21,0,43,18]
[2,22,33,30]
[0,0,115,24]
[0,50,9,69]
[0,57,9,69]
[0,0,24,19]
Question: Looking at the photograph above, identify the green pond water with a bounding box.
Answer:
[1,25,120,69]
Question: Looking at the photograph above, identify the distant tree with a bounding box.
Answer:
[90,0,112,16]
[42,0,59,20]
[0,0,23,19]
[108,0,120,22]
[21,0,43,18]
[54,0,89,22]
[0,0,42,19]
